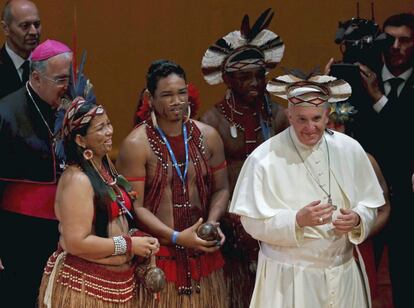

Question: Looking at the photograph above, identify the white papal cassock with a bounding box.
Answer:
[229,127,385,308]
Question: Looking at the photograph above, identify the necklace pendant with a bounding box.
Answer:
[230,124,238,139]
[183,186,186,195]
[328,196,337,210]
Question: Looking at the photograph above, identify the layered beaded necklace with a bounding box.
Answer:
[90,157,134,219]
[155,123,189,194]
[146,119,211,294]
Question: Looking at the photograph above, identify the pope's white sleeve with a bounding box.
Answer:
[348,205,377,244]
[241,210,304,247]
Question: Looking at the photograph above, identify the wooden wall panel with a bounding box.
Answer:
[1,0,413,156]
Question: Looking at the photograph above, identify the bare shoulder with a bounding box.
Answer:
[192,119,221,140]
[118,124,152,162]
[116,124,152,173]
[199,106,222,129]
[192,120,224,158]
[57,166,94,203]
[59,165,92,189]
[120,124,150,150]
[55,166,95,220]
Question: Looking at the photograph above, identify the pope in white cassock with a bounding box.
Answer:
[229,73,385,308]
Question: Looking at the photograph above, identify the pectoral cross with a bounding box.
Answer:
[328,195,337,210]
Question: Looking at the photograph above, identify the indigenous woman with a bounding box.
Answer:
[38,95,160,307]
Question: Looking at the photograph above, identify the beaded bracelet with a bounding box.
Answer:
[171,230,180,245]
[112,235,127,255]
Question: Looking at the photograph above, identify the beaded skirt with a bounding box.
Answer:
[38,250,142,307]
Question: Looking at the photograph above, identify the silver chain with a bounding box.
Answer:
[25,82,55,141]
[289,128,332,205]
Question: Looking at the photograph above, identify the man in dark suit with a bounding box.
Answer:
[358,13,414,308]
[0,0,41,98]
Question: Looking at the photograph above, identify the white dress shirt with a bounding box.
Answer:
[5,43,27,81]
[373,65,413,113]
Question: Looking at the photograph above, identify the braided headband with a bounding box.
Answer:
[286,82,331,107]
[223,46,266,73]
[62,96,104,138]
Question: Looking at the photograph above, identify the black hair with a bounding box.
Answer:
[133,88,147,127]
[64,102,111,237]
[384,13,414,33]
[146,59,186,95]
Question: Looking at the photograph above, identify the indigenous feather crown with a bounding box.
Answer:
[266,70,352,108]
[60,51,100,139]
[201,8,285,85]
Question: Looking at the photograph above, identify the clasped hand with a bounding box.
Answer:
[332,208,360,235]
[176,218,225,253]
[296,200,335,227]
[296,200,360,234]
[132,236,160,258]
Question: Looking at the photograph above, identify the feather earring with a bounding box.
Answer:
[148,92,159,128]
[151,110,158,128]
[185,105,191,123]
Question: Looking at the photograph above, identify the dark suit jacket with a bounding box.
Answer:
[377,72,414,194]
[351,68,414,222]
[0,45,24,99]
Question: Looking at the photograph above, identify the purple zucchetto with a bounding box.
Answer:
[30,39,71,61]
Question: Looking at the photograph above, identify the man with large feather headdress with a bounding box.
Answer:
[229,71,385,308]
[200,9,288,307]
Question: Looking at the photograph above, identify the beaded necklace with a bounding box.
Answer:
[218,93,272,156]
[145,119,212,294]
[155,124,189,194]
[89,157,134,219]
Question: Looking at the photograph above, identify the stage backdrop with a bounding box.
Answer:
[1,0,412,157]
